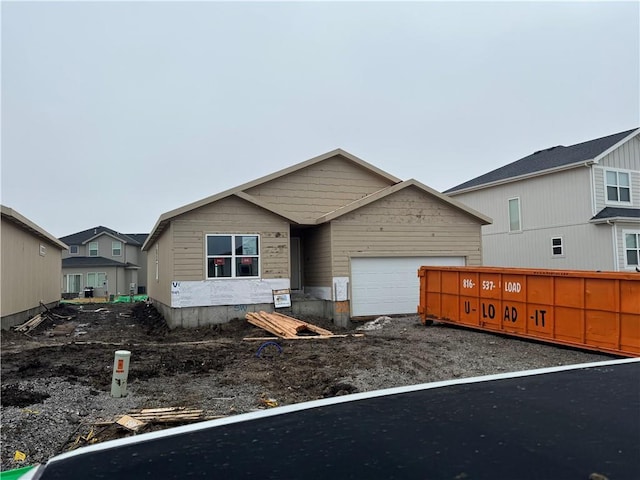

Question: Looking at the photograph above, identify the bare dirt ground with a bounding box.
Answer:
[1,302,615,471]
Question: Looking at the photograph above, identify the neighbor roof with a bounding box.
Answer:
[62,257,140,268]
[590,207,640,224]
[1,205,68,250]
[446,128,639,194]
[60,226,147,246]
[143,149,491,250]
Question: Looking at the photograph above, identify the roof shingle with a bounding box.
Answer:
[446,129,638,193]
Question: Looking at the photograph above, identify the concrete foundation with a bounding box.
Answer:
[151,298,352,329]
[1,300,59,330]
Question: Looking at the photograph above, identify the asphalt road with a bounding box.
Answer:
[28,358,640,480]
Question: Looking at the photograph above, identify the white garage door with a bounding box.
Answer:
[350,256,465,317]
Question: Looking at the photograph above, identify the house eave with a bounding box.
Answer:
[590,217,640,225]
[447,160,596,196]
[1,205,68,250]
[82,231,130,245]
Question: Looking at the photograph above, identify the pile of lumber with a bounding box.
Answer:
[65,407,224,451]
[125,407,214,424]
[94,407,223,432]
[13,314,48,333]
[13,303,74,334]
[245,311,362,340]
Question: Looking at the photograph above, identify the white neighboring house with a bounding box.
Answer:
[446,128,640,272]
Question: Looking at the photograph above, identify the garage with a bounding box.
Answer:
[350,256,465,317]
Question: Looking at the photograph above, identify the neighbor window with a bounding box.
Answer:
[551,237,564,257]
[206,234,259,278]
[508,198,521,232]
[606,170,631,203]
[69,245,79,255]
[64,274,82,293]
[87,272,107,288]
[624,231,640,267]
[88,242,98,257]
[112,241,122,256]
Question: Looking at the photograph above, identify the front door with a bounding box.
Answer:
[290,237,302,291]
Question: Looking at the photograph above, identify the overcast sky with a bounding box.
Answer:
[2,1,638,238]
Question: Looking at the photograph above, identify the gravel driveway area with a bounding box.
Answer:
[1,302,614,471]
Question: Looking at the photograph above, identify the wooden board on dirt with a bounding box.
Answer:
[245,311,360,340]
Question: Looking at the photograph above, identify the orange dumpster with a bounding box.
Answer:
[418,266,640,357]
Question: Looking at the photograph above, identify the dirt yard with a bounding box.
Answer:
[1,302,615,471]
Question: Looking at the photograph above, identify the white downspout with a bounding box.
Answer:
[607,220,619,271]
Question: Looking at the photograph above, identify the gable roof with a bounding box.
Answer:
[143,149,402,250]
[1,205,68,250]
[446,128,639,194]
[60,226,147,246]
[316,179,491,225]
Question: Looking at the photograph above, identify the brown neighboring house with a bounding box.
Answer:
[1,205,68,329]
[142,149,492,328]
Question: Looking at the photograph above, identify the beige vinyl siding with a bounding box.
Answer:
[171,196,290,281]
[331,187,483,276]
[303,223,333,288]
[1,219,63,317]
[146,223,174,306]
[84,235,117,258]
[245,156,393,223]
[125,244,148,290]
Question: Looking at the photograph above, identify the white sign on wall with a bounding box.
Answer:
[170,278,290,308]
[333,277,349,301]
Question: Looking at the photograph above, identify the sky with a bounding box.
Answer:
[2,1,639,238]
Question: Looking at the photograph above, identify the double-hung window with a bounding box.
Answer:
[624,231,640,267]
[508,197,521,232]
[551,237,564,257]
[206,234,259,278]
[112,241,122,257]
[87,272,106,288]
[606,170,631,203]
[88,242,98,257]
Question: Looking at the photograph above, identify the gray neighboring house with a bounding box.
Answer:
[60,227,148,298]
[1,205,68,329]
[143,149,491,328]
[446,128,640,271]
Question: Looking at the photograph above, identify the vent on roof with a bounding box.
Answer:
[532,145,563,155]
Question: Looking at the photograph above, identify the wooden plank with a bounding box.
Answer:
[116,415,146,431]
[243,334,365,341]
[246,311,342,339]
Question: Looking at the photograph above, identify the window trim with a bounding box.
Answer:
[623,229,640,269]
[88,241,99,257]
[69,245,79,255]
[64,273,83,293]
[508,197,522,233]
[112,240,122,257]
[551,236,564,258]
[87,272,107,288]
[605,168,632,205]
[205,234,260,279]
